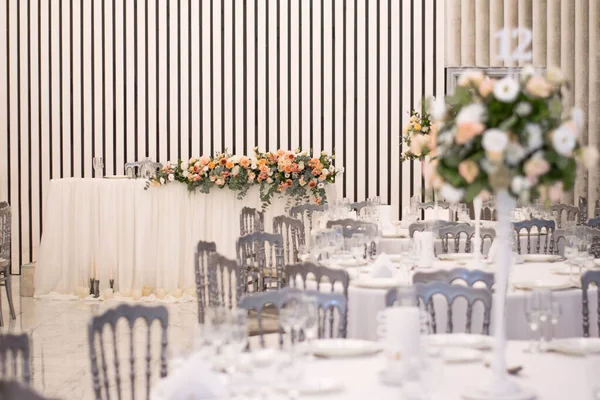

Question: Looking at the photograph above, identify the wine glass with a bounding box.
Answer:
[279,293,308,378]
[204,306,231,356]
[300,295,320,358]
[349,234,368,265]
[92,157,104,178]
[524,289,548,353]
[549,301,561,341]
[564,235,580,280]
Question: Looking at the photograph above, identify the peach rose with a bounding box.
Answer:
[199,156,210,166]
[277,149,285,157]
[308,181,317,188]
[523,155,550,178]
[239,156,250,168]
[458,70,485,87]
[455,121,485,144]
[258,159,267,167]
[318,174,327,181]
[219,158,227,166]
[225,161,234,169]
[479,78,495,97]
[458,160,479,184]
[286,179,293,186]
[208,161,216,170]
[526,76,552,98]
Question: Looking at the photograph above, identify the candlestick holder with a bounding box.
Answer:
[93,280,100,298]
[109,279,114,290]
[89,278,95,295]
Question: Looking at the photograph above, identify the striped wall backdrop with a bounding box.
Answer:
[0,0,445,273]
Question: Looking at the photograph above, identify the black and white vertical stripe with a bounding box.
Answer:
[0,0,444,273]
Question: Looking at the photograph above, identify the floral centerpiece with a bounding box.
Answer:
[401,106,434,161]
[146,148,339,209]
[428,66,597,203]
[429,66,598,400]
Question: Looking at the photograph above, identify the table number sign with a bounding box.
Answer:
[494,27,533,63]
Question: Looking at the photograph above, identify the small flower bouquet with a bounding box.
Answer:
[401,105,434,162]
[428,67,598,203]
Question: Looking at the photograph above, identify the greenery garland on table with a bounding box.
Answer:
[146,147,340,209]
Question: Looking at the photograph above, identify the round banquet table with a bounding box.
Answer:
[329,260,597,341]
[34,178,336,297]
[152,341,597,400]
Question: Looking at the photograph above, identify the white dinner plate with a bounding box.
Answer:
[103,175,129,179]
[521,254,564,263]
[309,339,382,358]
[427,334,493,350]
[547,338,600,356]
[441,347,483,363]
[352,277,406,289]
[387,254,406,263]
[333,258,369,268]
[513,279,576,291]
[381,232,408,239]
[438,253,475,262]
[275,377,344,395]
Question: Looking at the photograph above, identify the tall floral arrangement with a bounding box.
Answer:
[428,67,598,203]
[401,105,434,161]
[146,148,339,208]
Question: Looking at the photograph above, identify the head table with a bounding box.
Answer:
[34,178,336,297]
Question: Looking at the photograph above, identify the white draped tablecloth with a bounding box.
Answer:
[152,341,596,400]
[34,178,336,297]
[335,260,596,341]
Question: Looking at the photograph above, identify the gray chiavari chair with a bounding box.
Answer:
[236,232,284,292]
[289,203,328,242]
[579,196,588,225]
[0,205,16,326]
[415,282,492,335]
[285,261,350,338]
[273,215,305,265]
[586,217,600,229]
[349,201,369,216]
[551,204,580,228]
[238,287,347,348]
[0,333,31,385]
[408,220,460,238]
[513,218,556,254]
[240,207,265,236]
[412,268,495,290]
[417,201,450,211]
[582,270,600,337]
[124,159,162,179]
[88,304,168,400]
[194,241,217,323]
[438,224,475,254]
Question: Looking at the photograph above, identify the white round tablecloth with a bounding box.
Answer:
[336,260,596,341]
[34,178,336,296]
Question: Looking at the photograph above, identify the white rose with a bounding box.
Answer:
[267,170,273,176]
[322,169,328,176]
[182,170,190,178]
[298,162,305,170]
[515,102,532,117]
[421,126,429,133]
[505,141,526,166]
[168,174,175,182]
[232,165,240,176]
[203,165,209,172]
[181,161,189,170]
[524,123,543,151]
[546,66,565,86]
[251,164,257,170]
[329,165,335,172]
[440,183,465,203]
[493,77,520,103]
[520,65,536,81]
[232,155,242,163]
[159,177,165,185]
[511,175,531,194]
[267,177,273,184]
[321,151,327,156]
[482,129,509,153]
[456,103,487,123]
[552,124,576,156]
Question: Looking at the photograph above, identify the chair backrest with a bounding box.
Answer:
[349,201,369,215]
[325,219,378,238]
[480,200,496,221]
[238,287,347,348]
[289,204,328,240]
[193,241,216,323]
[438,224,474,254]
[285,261,350,338]
[124,159,162,179]
[273,215,306,265]
[240,207,265,236]
[582,270,600,337]
[0,333,31,385]
[408,220,460,238]
[88,304,169,400]
[551,204,580,228]
[513,218,556,254]
[414,281,492,335]
[579,196,588,225]
[236,232,284,292]
[586,217,600,229]
[412,267,495,289]
[417,201,450,211]
[0,206,10,261]
[205,252,243,313]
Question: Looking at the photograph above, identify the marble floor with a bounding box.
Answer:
[0,277,199,399]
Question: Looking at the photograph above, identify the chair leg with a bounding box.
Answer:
[4,266,16,319]
[0,282,4,327]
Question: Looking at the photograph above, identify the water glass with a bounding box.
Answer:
[549,301,561,341]
[524,289,551,353]
[92,157,104,177]
[205,306,231,354]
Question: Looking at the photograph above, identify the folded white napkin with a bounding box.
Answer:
[414,231,435,268]
[371,253,395,278]
[379,205,394,230]
[152,354,226,400]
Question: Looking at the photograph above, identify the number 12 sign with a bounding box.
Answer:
[495,27,533,63]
